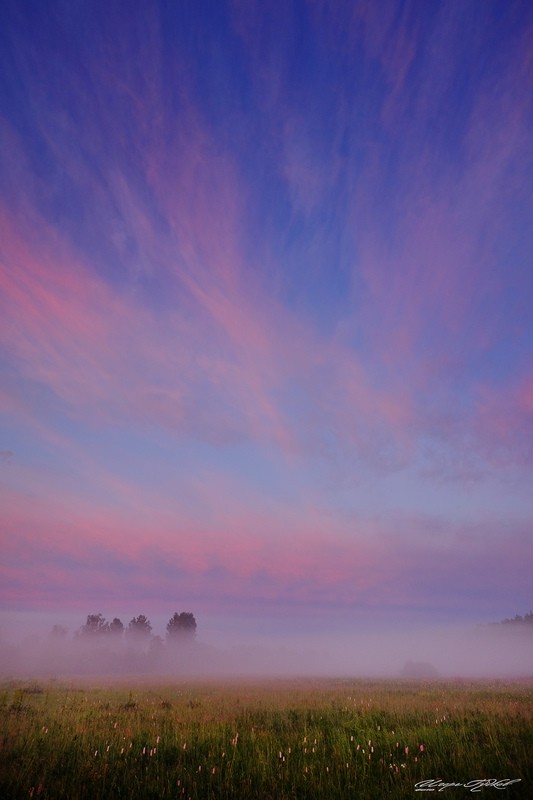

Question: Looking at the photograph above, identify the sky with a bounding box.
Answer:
[1,0,532,649]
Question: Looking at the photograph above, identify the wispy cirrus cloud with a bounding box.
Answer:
[0,0,531,632]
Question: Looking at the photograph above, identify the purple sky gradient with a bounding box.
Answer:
[1,0,532,642]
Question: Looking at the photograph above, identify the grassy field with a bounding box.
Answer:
[0,677,531,799]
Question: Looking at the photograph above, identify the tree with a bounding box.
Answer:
[77,613,110,638]
[109,618,124,637]
[499,611,533,627]
[126,614,152,644]
[166,612,197,643]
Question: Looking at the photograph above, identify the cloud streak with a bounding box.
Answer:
[0,0,531,639]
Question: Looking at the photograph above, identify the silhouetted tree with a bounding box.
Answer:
[499,611,533,627]
[109,617,124,637]
[166,612,197,642]
[126,614,152,644]
[77,613,110,637]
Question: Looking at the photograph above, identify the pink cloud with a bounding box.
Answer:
[1,160,420,474]
[2,3,531,496]
[4,169,529,486]
[2,467,529,622]
[0,470,382,610]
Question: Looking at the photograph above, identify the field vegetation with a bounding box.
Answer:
[1,677,531,799]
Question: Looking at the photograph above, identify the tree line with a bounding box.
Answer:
[494,611,533,627]
[50,611,197,646]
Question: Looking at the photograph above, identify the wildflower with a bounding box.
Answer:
[212,767,216,775]
[183,743,187,750]
[156,736,160,744]
[420,745,424,752]
[405,746,408,755]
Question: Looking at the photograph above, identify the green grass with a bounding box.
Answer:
[1,678,531,799]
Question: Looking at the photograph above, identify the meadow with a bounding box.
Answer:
[1,677,531,799]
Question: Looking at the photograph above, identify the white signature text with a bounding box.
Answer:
[414,778,522,793]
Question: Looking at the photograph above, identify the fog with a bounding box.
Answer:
[1,619,532,681]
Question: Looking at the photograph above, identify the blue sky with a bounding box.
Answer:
[1,0,532,640]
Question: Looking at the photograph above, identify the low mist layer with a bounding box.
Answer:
[1,621,532,680]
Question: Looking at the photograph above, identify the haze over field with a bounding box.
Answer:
[2,615,533,680]
[1,0,532,672]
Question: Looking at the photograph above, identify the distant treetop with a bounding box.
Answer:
[166,612,197,641]
[127,615,152,640]
[499,611,533,626]
[77,613,110,637]
[69,611,198,645]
